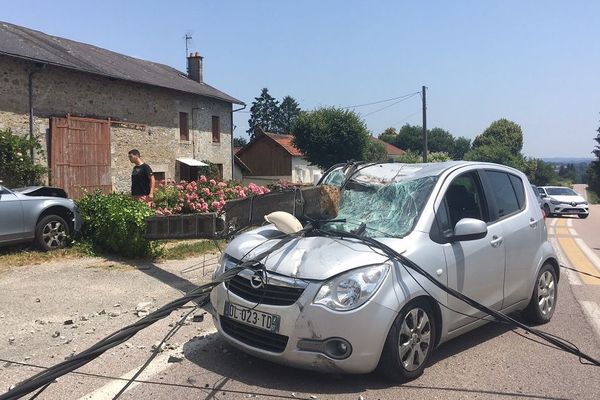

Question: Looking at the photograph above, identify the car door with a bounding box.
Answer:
[436,169,506,332]
[481,170,540,308]
[0,186,25,242]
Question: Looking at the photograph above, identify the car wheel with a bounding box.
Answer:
[578,214,589,219]
[543,204,552,218]
[523,263,557,325]
[378,299,436,382]
[35,215,70,251]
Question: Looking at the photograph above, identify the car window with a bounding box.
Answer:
[509,175,525,208]
[439,171,488,230]
[538,187,546,195]
[486,170,521,219]
[546,187,577,196]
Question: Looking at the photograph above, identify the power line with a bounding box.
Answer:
[343,91,420,109]
[362,93,420,117]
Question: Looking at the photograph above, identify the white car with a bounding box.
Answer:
[210,161,558,381]
[537,186,589,218]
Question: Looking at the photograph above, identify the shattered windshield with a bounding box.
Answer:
[324,164,438,238]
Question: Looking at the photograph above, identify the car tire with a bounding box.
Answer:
[35,215,70,251]
[377,299,436,382]
[543,204,552,218]
[578,214,589,219]
[523,263,557,325]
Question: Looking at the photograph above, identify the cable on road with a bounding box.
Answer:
[560,264,600,280]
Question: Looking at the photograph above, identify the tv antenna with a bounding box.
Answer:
[184,33,193,57]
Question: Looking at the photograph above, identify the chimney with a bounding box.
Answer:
[187,52,203,83]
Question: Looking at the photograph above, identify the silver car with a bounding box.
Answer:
[0,185,82,251]
[210,162,558,381]
[537,186,589,218]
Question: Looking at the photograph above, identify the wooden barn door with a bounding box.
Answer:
[50,116,112,199]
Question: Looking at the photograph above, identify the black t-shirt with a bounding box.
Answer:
[131,163,153,196]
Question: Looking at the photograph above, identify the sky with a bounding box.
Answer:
[2,0,599,158]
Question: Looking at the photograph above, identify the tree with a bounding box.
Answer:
[247,88,280,137]
[525,158,557,186]
[378,127,398,144]
[0,128,47,187]
[394,124,423,152]
[587,125,600,196]
[233,137,248,148]
[452,137,471,160]
[465,118,526,170]
[291,107,369,169]
[365,139,388,162]
[396,150,450,163]
[277,96,301,133]
[428,128,455,154]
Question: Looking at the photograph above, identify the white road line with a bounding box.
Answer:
[568,228,578,237]
[574,238,600,275]
[548,227,555,236]
[550,218,559,227]
[78,328,218,400]
[550,237,582,285]
[567,219,573,228]
[579,301,600,339]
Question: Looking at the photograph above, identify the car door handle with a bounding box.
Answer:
[529,218,537,228]
[490,235,503,248]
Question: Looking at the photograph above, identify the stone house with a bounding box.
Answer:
[0,21,244,198]
[236,129,322,185]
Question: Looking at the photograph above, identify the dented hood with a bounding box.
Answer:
[226,225,402,281]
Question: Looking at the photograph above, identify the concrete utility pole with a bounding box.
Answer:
[422,85,428,163]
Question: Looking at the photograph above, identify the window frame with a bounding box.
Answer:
[480,169,526,223]
[212,116,220,143]
[179,112,189,142]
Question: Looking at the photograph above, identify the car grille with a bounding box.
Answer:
[559,208,586,213]
[220,316,289,353]
[225,274,305,306]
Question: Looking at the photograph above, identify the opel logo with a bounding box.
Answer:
[250,270,267,289]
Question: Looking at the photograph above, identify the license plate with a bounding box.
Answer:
[224,301,281,333]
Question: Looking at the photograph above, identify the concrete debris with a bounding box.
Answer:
[137,345,146,349]
[80,315,89,321]
[291,393,296,398]
[51,331,60,338]
[84,329,95,335]
[35,298,40,302]
[310,396,317,399]
[192,314,204,323]
[151,342,165,352]
[35,319,47,325]
[167,355,184,363]
[113,303,121,307]
[135,302,153,317]
[23,356,30,361]
[63,339,72,345]
[71,324,78,329]
[165,343,178,350]
[124,342,133,349]
[8,337,15,345]
[359,396,365,400]
[63,319,74,325]
[109,311,120,318]
[98,309,106,315]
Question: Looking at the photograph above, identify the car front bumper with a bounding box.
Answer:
[548,203,589,216]
[209,279,397,374]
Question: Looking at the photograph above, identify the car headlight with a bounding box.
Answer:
[213,253,239,279]
[550,199,562,205]
[313,264,390,311]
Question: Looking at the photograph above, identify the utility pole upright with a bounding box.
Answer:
[422,85,428,163]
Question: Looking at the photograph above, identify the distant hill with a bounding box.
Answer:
[541,157,594,164]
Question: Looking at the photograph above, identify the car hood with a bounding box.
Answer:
[226,225,402,281]
[550,195,586,204]
[11,186,68,198]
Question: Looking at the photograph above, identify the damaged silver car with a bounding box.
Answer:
[210,161,558,381]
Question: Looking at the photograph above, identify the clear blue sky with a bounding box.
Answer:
[3,0,599,158]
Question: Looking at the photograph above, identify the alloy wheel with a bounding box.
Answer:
[398,307,431,372]
[42,220,67,249]
[537,270,555,317]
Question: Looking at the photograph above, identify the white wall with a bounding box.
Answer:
[291,157,322,184]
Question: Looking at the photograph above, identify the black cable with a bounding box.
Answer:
[111,307,197,399]
[560,264,600,280]
[343,91,420,108]
[362,94,420,117]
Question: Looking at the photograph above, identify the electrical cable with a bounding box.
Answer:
[560,264,600,280]
[343,91,420,109]
[362,93,420,118]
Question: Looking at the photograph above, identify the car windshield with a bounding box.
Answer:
[546,187,577,196]
[323,164,438,238]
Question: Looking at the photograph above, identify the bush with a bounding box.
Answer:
[77,191,159,258]
[0,128,47,187]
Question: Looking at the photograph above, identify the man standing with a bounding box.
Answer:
[128,149,155,199]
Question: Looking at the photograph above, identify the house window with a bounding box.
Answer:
[215,163,223,179]
[153,171,166,183]
[212,116,220,143]
[179,112,189,141]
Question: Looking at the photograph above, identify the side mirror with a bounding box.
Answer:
[446,218,487,242]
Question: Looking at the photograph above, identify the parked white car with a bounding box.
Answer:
[537,186,589,218]
[210,161,558,381]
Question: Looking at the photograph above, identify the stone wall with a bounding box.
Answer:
[0,55,235,190]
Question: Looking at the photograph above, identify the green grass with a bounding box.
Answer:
[159,240,225,260]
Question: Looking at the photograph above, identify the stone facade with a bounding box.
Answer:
[0,55,234,192]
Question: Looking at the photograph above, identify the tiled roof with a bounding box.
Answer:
[370,136,406,155]
[0,21,243,105]
[265,133,303,157]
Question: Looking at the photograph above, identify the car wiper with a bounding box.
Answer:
[351,222,367,236]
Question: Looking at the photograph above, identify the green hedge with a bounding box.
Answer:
[77,191,160,258]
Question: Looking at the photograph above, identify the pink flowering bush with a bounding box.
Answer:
[144,176,270,215]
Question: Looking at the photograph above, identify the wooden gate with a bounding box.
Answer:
[50,116,112,199]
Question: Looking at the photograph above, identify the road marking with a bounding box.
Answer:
[567,219,573,228]
[550,237,582,285]
[579,301,600,339]
[557,236,600,285]
[550,218,559,227]
[548,227,555,236]
[568,228,578,237]
[574,238,600,275]
[555,227,569,236]
[78,328,218,400]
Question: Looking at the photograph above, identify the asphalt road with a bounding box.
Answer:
[1,216,600,400]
